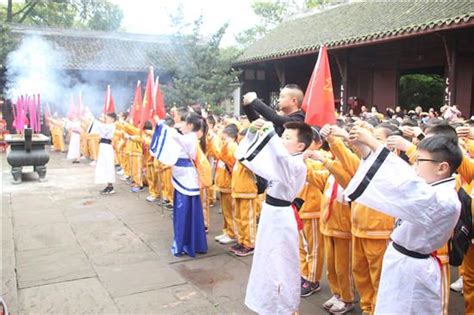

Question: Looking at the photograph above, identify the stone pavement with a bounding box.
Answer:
[1,150,465,314]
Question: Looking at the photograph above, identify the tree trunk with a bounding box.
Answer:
[7,0,13,22]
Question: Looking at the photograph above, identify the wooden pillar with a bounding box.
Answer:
[274,62,286,88]
[439,34,457,107]
[335,52,349,113]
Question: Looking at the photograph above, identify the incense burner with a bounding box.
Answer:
[5,129,50,184]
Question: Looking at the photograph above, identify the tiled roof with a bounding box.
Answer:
[8,24,175,72]
[235,1,474,65]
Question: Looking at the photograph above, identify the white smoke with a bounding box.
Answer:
[5,35,137,116]
[5,36,70,105]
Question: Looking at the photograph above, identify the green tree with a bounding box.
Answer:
[235,0,299,49]
[399,74,444,110]
[72,0,123,31]
[156,16,240,109]
[1,0,123,31]
[0,0,123,73]
[0,23,17,70]
[236,0,344,49]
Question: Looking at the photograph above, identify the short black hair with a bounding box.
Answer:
[176,107,188,121]
[223,123,239,140]
[376,122,401,137]
[283,121,313,151]
[164,117,175,127]
[401,118,418,127]
[417,135,462,174]
[366,118,380,127]
[388,119,400,127]
[106,112,117,121]
[185,113,203,132]
[311,126,322,143]
[207,115,216,127]
[143,121,153,130]
[425,123,457,141]
[284,83,302,90]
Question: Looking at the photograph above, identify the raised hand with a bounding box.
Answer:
[243,92,257,106]
[386,135,413,152]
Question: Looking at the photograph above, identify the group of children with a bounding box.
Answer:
[48,90,474,314]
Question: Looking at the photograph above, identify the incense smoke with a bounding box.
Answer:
[5,36,135,116]
[5,36,69,106]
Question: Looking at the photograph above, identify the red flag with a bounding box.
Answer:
[130,81,142,126]
[103,85,116,114]
[139,67,154,129]
[302,45,336,127]
[154,77,166,120]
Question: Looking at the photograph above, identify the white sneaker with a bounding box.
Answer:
[116,170,124,176]
[322,295,340,310]
[90,160,96,166]
[219,234,236,245]
[119,175,128,181]
[146,195,157,203]
[451,276,463,292]
[214,233,227,242]
[329,300,354,314]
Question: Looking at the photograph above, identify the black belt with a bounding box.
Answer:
[392,242,430,259]
[266,195,291,207]
[100,138,112,144]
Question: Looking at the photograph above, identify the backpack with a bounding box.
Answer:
[448,187,473,266]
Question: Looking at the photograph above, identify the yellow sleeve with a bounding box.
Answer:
[219,142,237,170]
[306,161,329,191]
[206,135,220,159]
[458,155,474,183]
[406,143,417,165]
[322,158,353,189]
[466,139,474,157]
[123,124,140,135]
[327,135,360,176]
[130,134,143,142]
[144,136,151,147]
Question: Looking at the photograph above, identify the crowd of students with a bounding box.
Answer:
[48,84,474,315]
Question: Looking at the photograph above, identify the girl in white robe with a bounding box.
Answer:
[66,119,81,163]
[89,113,117,194]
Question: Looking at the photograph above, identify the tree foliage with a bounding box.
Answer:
[235,0,344,49]
[399,74,444,110]
[1,0,123,31]
[0,0,123,73]
[156,14,240,109]
[0,23,17,70]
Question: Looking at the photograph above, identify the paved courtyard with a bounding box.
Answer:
[1,150,465,314]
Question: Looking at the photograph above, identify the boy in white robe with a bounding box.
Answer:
[237,119,312,314]
[346,127,462,315]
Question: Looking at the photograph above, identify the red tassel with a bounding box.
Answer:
[292,204,303,231]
